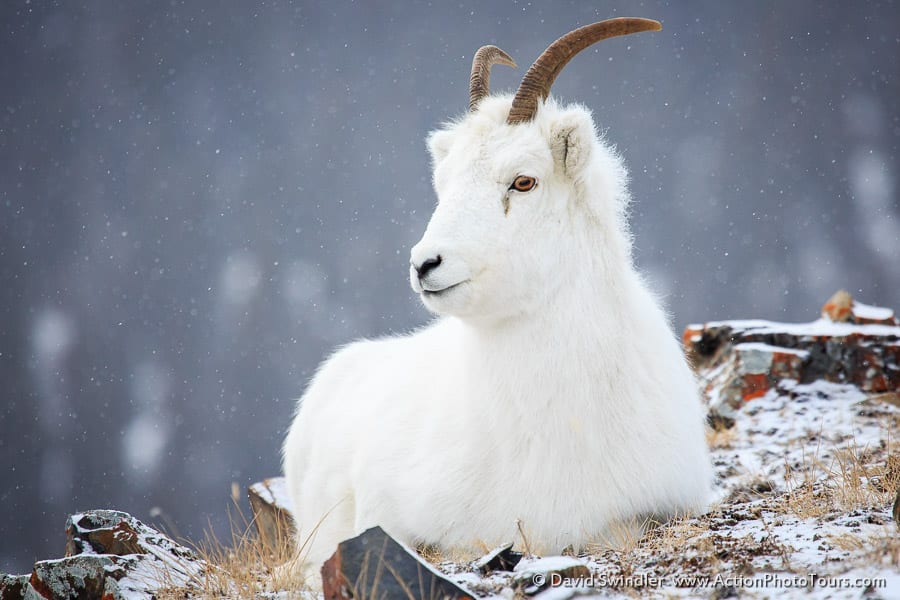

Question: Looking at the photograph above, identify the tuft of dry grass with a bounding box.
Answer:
[153,500,312,599]
[416,542,482,566]
[784,437,898,519]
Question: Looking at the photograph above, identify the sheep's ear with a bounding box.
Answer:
[427,129,454,164]
[549,111,594,179]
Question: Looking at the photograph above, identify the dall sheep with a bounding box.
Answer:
[282,17,712,583]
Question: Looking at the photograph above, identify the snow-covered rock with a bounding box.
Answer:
[0,510,206,600]
[821,289,898,326]
[684,292,900,424]
[248,477,296,550]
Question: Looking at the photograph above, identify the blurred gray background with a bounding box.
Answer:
[1,1,898,572]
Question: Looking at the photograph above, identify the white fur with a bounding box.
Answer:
[282,95,712,581]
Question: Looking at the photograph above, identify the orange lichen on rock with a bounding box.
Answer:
[741,373,770,401]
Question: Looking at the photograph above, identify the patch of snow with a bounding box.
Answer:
[513,556,587,575]
[267,477,294,513]
[853,300,895,321]
[703,318,900,338]
[735,342,809,357]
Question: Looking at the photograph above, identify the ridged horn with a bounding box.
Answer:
[469,45,517,111]
[506,17,662,124]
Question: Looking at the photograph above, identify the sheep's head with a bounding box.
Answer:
[410,18,661,322]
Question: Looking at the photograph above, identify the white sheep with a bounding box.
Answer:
[282,18,712,584]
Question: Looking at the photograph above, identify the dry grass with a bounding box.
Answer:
[153,500,311,599]
[859,528,900,569]
[415,542,482,566]
[784,437,898,519]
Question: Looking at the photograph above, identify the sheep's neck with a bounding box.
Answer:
[459,251,636,418]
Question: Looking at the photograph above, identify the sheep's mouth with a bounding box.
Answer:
[422,280,468,297]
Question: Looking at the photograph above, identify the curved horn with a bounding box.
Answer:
[469,45,517,111]
[506,17,662,124]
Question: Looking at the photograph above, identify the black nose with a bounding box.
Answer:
[415,255,442,279]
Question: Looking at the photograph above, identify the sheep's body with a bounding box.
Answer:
[283,94,711,579]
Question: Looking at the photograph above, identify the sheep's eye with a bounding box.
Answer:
[510,175,537,192]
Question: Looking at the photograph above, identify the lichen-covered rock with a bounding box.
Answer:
[0,574,42,600]
[67,510,205,593]
[66,510,199,563]
[684,293,900,425]
[66,510,145,556]
[697,342,809,425]
[30,555,128,599]
[2,510,206,600]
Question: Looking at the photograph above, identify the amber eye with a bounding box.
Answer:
[510,175,537,192]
